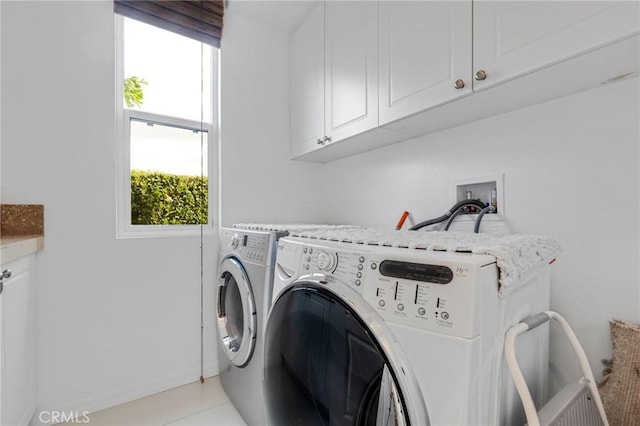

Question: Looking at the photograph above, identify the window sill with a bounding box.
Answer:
[116,225,217,240]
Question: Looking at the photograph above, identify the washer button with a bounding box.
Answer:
[306,256,312,262]
[359,256,365,263]
[397,304,405,312]
[418,307,426,316]
[371,263,378,270]
[303,247,308,253]
[355,279,361,286]
[304,264,310,270]
[357,264,363,271]
[441,312,450,320]
[356,272,362,278]
[378,300,386,307]
[309,248,313,254]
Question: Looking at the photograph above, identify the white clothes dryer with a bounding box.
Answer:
[217,227,285,426]
[264,236,552,425]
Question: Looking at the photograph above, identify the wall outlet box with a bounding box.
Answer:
[454,174,505,220]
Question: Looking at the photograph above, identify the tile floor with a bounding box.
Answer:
[61,376,246,426]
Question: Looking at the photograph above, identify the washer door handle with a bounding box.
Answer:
[217,285,226,318]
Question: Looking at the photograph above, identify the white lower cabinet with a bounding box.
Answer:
[0,254,37,426]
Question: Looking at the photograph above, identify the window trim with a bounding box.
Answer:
[115,15,219,239]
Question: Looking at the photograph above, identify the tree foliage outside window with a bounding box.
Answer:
[124,76,148,108]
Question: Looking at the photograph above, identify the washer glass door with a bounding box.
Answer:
[264,284,423,425]
[217,257,256,367]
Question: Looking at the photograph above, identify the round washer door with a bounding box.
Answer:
[263,281,429,426]
[217,257,257,367]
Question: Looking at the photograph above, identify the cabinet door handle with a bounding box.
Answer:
[454,79,465,89]
[475,70,487,81]
[316,138,324,145]
[0,270,7,294]
[323,136,332,143]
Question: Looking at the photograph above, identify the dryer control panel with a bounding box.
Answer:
[220,228,274,267]
[289,239,496,339]
[299,244,366,293]
[363,255,484,339]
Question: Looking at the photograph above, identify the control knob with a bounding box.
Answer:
[317,251,337,271]
[229,234,240,249]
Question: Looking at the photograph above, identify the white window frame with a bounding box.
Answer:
[115,16,219,239]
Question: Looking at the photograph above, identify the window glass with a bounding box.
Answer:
[130,120,208,177]
[123,17,213,122]
[129,120,208,225]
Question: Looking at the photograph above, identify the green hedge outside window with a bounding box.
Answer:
[131,170,207,225]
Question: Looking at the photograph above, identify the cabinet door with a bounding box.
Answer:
[290,2,325,158]
[1,256,37,426]
[474,1,640,90]
[379,1,472,126]
[325,0,378,143]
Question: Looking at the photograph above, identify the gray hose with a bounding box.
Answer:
[443,206,465,231]
[473,206,494,233]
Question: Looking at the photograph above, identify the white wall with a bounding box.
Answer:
[1,1,217,418]
[320,77,640,386]
[220,9,324,226]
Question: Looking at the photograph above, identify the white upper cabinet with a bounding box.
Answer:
[379,1,472,125]
[473,1,640,90]
[324,0,379,142]
[290,0,639,162]
[290,2,325,158]
[290,1,379,159]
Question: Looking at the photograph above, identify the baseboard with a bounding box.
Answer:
[31,361,219,426]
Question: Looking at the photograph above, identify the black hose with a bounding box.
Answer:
[410,199,486,231]
[407,213,449,230]
[473,206,494,233]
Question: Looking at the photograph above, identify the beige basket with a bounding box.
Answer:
[598,320,640,426]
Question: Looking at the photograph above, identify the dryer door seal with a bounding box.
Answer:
[217,257,257,367]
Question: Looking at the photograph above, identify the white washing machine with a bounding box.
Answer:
[264,235,551,425]
[216,225,366,425]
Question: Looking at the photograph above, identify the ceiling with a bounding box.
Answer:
[226,0,316,34]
